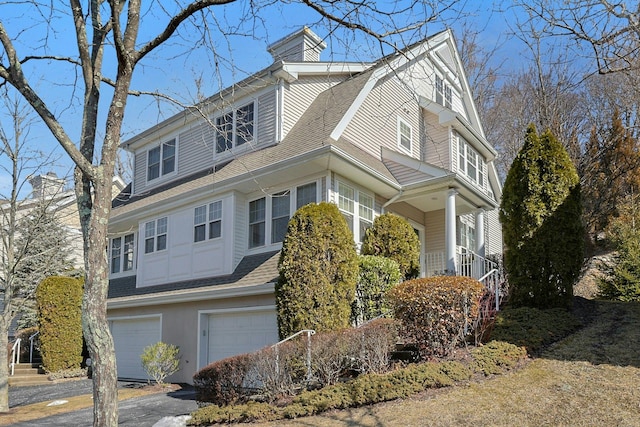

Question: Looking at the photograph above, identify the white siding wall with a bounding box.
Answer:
[132,87,278,195]
[136,193,235,287]
[422,110,451,169]
[233,192,248,269]
[486,207,503,256]
[342,76,420,160]
[282,75,344,138]
[425,209,445,254]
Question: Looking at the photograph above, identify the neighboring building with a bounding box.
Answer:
[2,172,125,336]
[106,27,503,382]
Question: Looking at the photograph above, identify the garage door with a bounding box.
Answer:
[207,309,278,364]
[110,316,161,380]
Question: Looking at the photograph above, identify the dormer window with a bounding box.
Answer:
[147,139,176,181]
[435,75,452,109]
[216,102,255,154]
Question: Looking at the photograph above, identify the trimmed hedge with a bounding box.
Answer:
[361,213,421,280]
[188,340,526,425]
[36,276,83,372]
[387,276,485,359]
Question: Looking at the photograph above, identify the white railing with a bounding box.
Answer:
[29,331,40,364]
[272,329,315,382]
[479,268,502,311]
[425,248,498,280]
[10,338,21,376]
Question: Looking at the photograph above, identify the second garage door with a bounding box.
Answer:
[206,309,278,364]
[110,316,161,380]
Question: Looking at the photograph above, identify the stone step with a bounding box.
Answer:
[9,373,52,387]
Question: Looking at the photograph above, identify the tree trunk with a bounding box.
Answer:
[0,318,10,412]
[82,178,118,426]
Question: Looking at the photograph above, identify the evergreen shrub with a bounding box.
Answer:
[193,353,258,406]
[276,202,358,338]
[36,276,83,372]
[352,255,401,325]
[500,124,584,309]
[361,213,421,280]
[387,276,485,358]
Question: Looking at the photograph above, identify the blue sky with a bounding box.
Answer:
[0,0,530,195]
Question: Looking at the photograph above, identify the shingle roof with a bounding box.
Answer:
[108,250,280,301]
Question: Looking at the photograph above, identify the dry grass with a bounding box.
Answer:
[256,300,640,427]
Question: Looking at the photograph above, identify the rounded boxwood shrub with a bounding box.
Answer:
[276,202,358,338]
[361,213,421,280]
[387,275,485,359]
[36,276,84,372]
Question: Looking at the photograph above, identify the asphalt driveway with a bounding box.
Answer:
[8,379,198,427]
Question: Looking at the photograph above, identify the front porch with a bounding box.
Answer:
[425,246,497,280]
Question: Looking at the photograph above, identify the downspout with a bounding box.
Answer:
[382,189,404,213]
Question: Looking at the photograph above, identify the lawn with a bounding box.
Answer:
[254,300,640,426]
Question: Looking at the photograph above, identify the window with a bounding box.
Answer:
[271,191,290,244]
[398,118,412,152]
[248,182,318,249]
[435,75,452,109]
[338,182,374,243]
[249,198,266,248]
[110,233,135,274]
[458,138,485,187]
[147,140,176,181]
[457,218,476,251]
[194,201,223,242]
[216,102,255,154]
[296,182,317,209]
[145,217,167,253]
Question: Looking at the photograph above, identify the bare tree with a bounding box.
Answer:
[0,1,467,424]
[0,92,71,412]
[516,0,640,75]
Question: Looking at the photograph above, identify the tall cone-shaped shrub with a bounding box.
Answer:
[500,124,584,309]
[36,276,84,372]
[276,202,358,338]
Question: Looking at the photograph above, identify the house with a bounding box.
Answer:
[106,27,503,383]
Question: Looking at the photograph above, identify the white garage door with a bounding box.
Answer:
[110,316,161,380]
[207,309,278,364]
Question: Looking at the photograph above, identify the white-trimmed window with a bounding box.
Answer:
[144,217,167,254]
[216,102,255,154]
[435,75,452,109]
[457,217,476,251]
[338,182,374,243]
[248,182,318,249]
[398,118,412,152]
[147,139,176,181]
[194,200,222,242]
[459,138,485,187]
[110,234,135,274]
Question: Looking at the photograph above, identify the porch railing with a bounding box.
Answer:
[425,247,497,280]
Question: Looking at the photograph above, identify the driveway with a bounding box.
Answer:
[8,379,198,427]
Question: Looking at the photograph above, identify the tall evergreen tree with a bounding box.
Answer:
[581,108,640,241]
[500,124,584,309]
[14,201,76,329]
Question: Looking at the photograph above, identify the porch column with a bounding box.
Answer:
[475,209,485,258]
[475,209,486,278]
[445,189,457,274]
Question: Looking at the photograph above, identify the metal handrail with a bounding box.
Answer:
[272,329,315,382]
[479,268,501,311]
[29,331,40,364]
[10,338,21,376]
